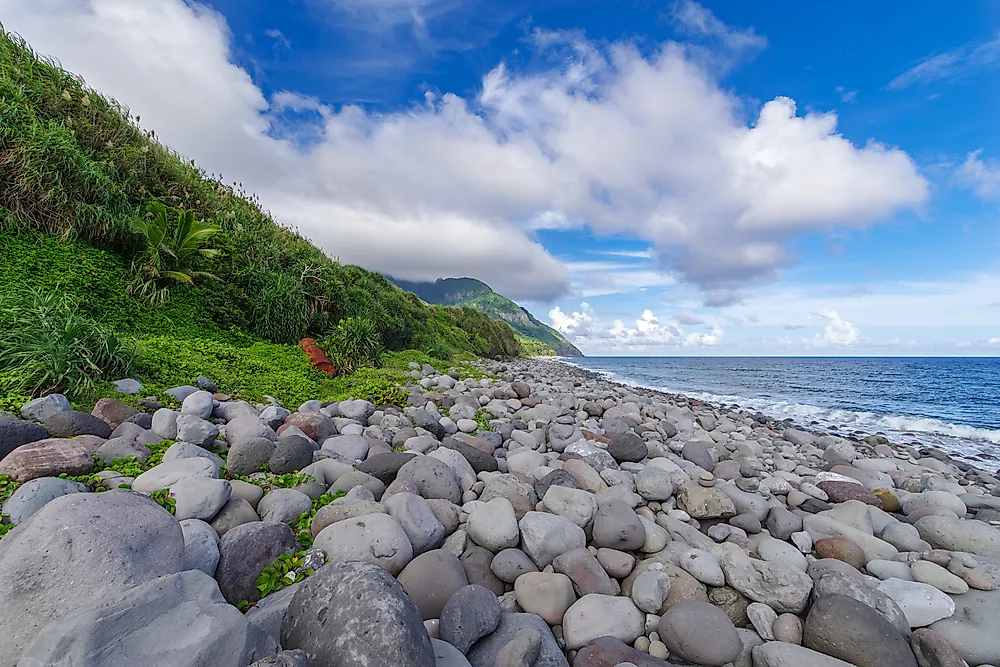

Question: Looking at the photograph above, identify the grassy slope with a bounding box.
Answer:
[0,30,519,410]
[390,277,583,356]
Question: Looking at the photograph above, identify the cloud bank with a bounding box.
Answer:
[1,0,928,302]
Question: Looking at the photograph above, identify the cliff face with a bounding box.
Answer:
[389,277,584,357]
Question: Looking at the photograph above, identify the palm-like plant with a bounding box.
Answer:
[128,201,220,303]
[321,316,381,375]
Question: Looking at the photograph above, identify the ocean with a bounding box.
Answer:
[563,356,1000,471]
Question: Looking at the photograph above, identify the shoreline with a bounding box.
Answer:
[549,355,1000,474]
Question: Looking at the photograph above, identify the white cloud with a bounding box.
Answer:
[888,31,1000,90]
[551,304,722,350]
[835,86,858,103]
[549,302,596,336]
[669,0,767,53]
[957,150,1000,200]
[2,0,929,301]
[809,310,859,346]
[989,337,1000,345]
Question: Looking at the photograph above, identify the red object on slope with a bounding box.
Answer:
[300,338,337,377]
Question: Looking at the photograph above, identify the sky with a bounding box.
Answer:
[3,0,999,355]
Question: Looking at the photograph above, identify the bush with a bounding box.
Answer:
[0,287,135,397]
[249,271,309,344]
[320,316,381,375]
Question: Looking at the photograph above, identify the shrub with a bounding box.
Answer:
[0,287,135,397]
[321,316,381,375]
[248,271,309,343]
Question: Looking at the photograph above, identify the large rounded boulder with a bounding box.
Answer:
[281,561,435,667]
[0,490,186,665]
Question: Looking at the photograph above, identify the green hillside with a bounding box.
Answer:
[390,277,583,357]
[0,30,520,410]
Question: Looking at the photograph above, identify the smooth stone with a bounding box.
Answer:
[930,588,1000,665]
[439,584,502,654]
[460,544,506,597]
[385,492,447,555]
[679,548,725,586]
[766,506,802,540]
[281,561,435,667]
[397,456,464,504]
[914,515,1000,558]
[876,578,957,628]
[43,410,111,439]
[552,547,617,596]
[133,458,217,494]
[658,600,741,666]
[257,488,312,525]
[216,521,296,605]
[19,570,276,667]
[313,512,413,575]
[630,570,672,614]
[466,497,520,551]
[518,511,586,568]
[465,613,568,667]
[911,560,969,594]
[0,437,97,483]
[591,501,646,551]
[491,629,540,667]
[19,394,71,422]
[803,594,918,667]
[718,545,813,614]
[562,594,645,650]
[771,613,803,645]
[677,482,736,519]
[757,537,808,572]
[513,572,576,625]
[571,636,672,667]
[814,537,866,571]
[909,628,967,667]
[211,498,262,536]
[1,476,89,525]
[747,602,778,641]
[751,643,856,667]
[397,550,470,620]
[868,560,916,581]
[491,549,538,583]
[812,571,910,635]
[542,485,597,527]
[180,518,221,575]
[597,548,635,579]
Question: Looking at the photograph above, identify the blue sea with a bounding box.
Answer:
[563,357,1000,470]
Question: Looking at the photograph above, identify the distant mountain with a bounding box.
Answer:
[389,277,584,357]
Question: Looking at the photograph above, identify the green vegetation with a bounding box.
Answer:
[148,488,176,515]
[292,489,346,549]
[389,277,582,357]
[321,316,381,375]
[0,28,520,410]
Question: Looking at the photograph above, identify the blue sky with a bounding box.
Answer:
[4,0,999,355]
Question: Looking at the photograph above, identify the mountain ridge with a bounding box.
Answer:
[389,277,583,357]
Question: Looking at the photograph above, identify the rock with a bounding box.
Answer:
[909,561,967,595]
[181,390,216,420]
[812,571,910,635]
[591,500,645,550]
[439,584,502,654]
[757,537,808,572]
[677,481,736,519]
[97,436,152,464]
[467,613,568,667]
[281,561,435,667]
[903,491,967,518]
[19,570,276,667]
[876,578,957,628]
[816,481,881,506]
[814,537,866,570]
[682,441,714,470]
[1,476,89,524]
[313,512,413,575]
[91,397,139,430]
[245,582,301,645]
[385,491,447,555]
[211,498,261,535]
[914,515,1000,558]
[552,548,616,596]
[151,408,180,439]
[216,521,296,605]
[679,548,726,587]
[268,436,313,474]
[491,629,540,667]
[631,570,671,614]
[434,638,474,667]
[571,636,673,667]
[492,549,538,583]
[170,476,232,521]
[181,518,221,575]
[441,438,498,474]
[747,602,778,640]
[19,394,71,422]
[596,548,635,579]
[634,466,673,501]
[803,594,918,667]
[608,432,647,463]
[175,414,219,447]
[133,457,217,493]
[226,414,277,449]
[709,585,751,628]
[397,455,463,504]
[518,511,586,568]
[719,546,813,613]
[772,613,803,645]
[0,418,48,461]
[802,514,899,563]
[397,549,470,620]
[542,485,597,528]
[258,488,313,525]
[874,487,902,512]
[930,588,1000,665]
[766,506,803,541]
[909,628,967,667]
[0,437,96,482]
[562,594,645,650]
[658,600,742,666]
[323,434,371,462]
[357,451,419,484]
[162,441,225,469]
[0,491,185,664]
[460,544,506,596]
[467,497,520,551]
[514,572,576,624]
[248,650,309,667]
[751,643,856,667]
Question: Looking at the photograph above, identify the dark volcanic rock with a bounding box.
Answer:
[44,410,112,439]
[357,451,418,484]
[0,419,48,461]
[803,594,917,667]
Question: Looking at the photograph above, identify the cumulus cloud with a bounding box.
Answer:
[1,0,929,301]
[958,150,1000,200]
[809,310,859,346]
[551,304,721,350]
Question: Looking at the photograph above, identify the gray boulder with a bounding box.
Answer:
[466,613,568,667]
[181,390,216,420]
[151,408,179,440]
[170,477,232,521]
[397,456,463,504]
[175,414,219,447]
[0,419,48,461]
[0,491,185,665]
[281,561,435,667]
[96,436,152,464]
[19,570,277,667]
[1,476,89,525]
[384,491,446,555]
[269,436,314,474]
[439,585,502,654]
[803,594,917,667]
[227,437,277,477]
[226,415,277,449]
[397,549,469,620]
[313,512,413,575]
[591,500,645,551]
[258,488,312,525]
[43,410,111,439]
[180,518,221,576]
[19,394,71,422]
[216,521,297,605]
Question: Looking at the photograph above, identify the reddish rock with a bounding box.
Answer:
[0,438,97,483]
[815,537,867,570]
[279,411,335,442]
[581,429,611,444]
[816,481,881,506]
[572,636,674,667]
[463,437,495,455]
[91,398,138,431]
[299,338,336,377]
